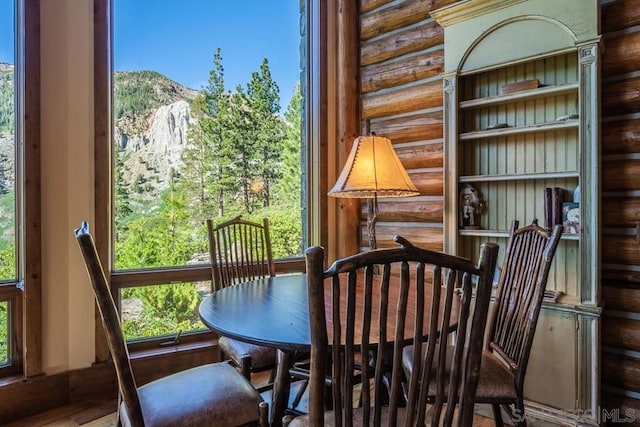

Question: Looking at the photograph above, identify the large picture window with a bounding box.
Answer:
[103,1,310,343]
[0,0,25,377]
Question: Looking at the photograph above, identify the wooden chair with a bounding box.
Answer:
[75,222,268,427]
[402,219,562,427]
[284,235,499,426]
[477,219,562,426]
[207,216,278,381]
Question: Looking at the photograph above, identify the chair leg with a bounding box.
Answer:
[258,401,269,427]
[492,404,504,427]
[291,377,308,409]
[514,399,527,427]
[240,355,253,380]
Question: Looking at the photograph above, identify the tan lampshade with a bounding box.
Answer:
[328,134,419,198]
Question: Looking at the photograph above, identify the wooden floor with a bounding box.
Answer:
[4,371,498,426]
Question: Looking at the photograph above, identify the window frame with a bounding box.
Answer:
[0,0,42,379]
[94,0,327,353]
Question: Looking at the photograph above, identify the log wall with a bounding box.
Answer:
[601,0,640,411]
[356,0,640,414]
[357,0,455,252]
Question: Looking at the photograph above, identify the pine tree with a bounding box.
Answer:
[246,58,285,208]
[278,83,302,205]
[114,147,133,241]
[224,86,256,212]
[181,94,216,220]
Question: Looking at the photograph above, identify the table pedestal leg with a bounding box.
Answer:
[270,349,294,427]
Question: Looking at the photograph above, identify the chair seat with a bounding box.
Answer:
[119,363,263,427]
[475,350,518,401]
[402,345,518,401]
[219,335,278,370]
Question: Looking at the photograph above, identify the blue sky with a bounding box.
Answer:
[0,0,13,64]
[0,0,301,110]
[114,1,301,110]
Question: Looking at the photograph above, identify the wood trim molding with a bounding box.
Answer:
[333,0,361,259]
[93,0,110,363]
[23,0,43,378]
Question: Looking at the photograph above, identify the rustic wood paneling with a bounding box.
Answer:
[360,0,433,41]
[602,0,640,32]
[370,110,443,143]
[602,159,640,192]
[362,80,442,119]
[360,224,443,250]
[361,21,443,66]
[361,198,443,223]
[603,269,640,283]
[601,393,640,422]
[394,143,443,169]
[602,235,640,265]
[602,353,640,393]
[600,197,640,227]
[602,316,640,351]
[601,118,640,156]
[601,3,640,412]
[408,170,443,196]
[360,0,395,14]
[602,283,640,313]
[602,30,640,77]
[362,51,443,93]
[357,0,451,268]
[602,76,640,117]
[361,0,456,15]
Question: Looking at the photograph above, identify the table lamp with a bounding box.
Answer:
[328,132,419,250]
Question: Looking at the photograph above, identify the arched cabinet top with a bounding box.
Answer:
[431,0,599,73]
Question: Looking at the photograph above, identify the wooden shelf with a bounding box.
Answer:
[459,119,578,141]
[459,82,579,110]
[459,171,579,183]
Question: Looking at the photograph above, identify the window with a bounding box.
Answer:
[96,0,322,347]
[0,0,17,369]
[0,0,39,378]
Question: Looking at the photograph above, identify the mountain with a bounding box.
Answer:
[0,67,199,201]
[114,71,199,200]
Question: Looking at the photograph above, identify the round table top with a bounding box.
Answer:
[198,274,311,352]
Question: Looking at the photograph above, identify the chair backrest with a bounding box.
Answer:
[486,219,562,392]
[74,222,145,427]
[207,216,276,291]
[305,236,499,426]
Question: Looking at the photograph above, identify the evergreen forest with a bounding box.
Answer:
[113,49,304,339]
[0,50,304,346]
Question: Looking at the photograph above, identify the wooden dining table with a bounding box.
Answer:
[198,273,457,426]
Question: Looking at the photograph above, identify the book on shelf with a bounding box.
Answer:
[543,187,564,229]
[499,78,540,95]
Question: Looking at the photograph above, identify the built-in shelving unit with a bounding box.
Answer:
[432,0,601,425]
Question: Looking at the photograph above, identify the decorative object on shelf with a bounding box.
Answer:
[555,113,579,122]
[328,120,419,250]
[499,78,539,95]
[544,187,564,229]
[562,202,580,233]
[561,185,580,233]
[486,122,509,130]
[459,184,485,229]
[543,289,564,303]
